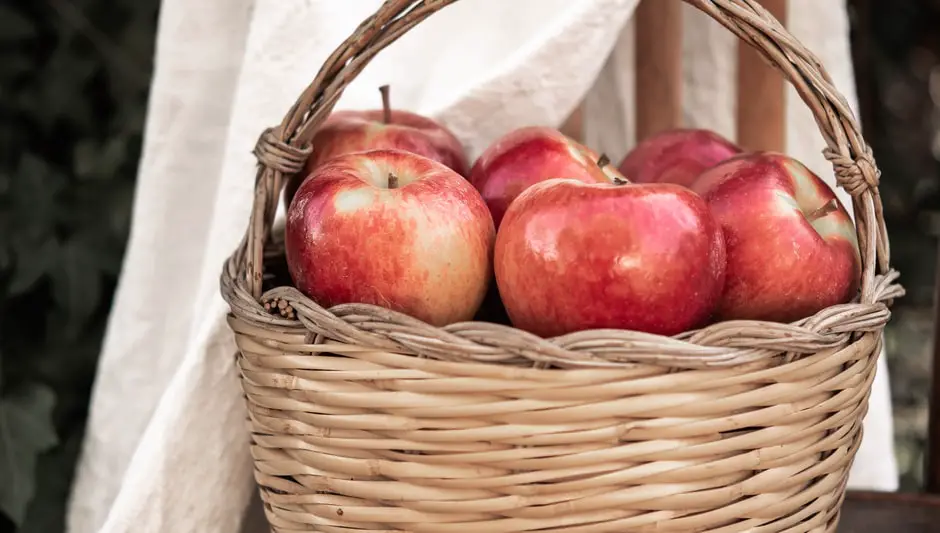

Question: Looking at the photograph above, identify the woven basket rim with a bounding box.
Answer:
[220,0,904,370]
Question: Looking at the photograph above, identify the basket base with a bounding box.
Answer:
[228,311,880,533]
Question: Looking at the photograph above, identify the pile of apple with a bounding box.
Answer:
[283,87,861,338]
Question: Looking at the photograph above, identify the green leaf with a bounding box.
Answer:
[73,137,128,181]
[0,6,37,42]
[51,238,103,336]
[19,432,83,533]
[0,384,58,526]
[7,238,58,296]
[29,47,98,132]
[11,154,64,243]
[72,140,99,180]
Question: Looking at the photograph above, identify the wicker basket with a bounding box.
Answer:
[220,1,905,531]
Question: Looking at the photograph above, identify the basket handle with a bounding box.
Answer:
[238,0,898,308]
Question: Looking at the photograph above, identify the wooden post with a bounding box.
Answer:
[635,0,683,141]
[930,244,940,494]
[736,0,788,152]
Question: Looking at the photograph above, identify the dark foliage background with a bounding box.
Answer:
[0,0,938,531]
[847,0,940,491]
[0,0,159,531]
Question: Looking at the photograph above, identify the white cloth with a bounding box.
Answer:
[66,1,897,532]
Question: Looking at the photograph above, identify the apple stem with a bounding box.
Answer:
[807,198,839,222]
[379,85,392,124]
[387,172,399,190]
[597,153,611,168]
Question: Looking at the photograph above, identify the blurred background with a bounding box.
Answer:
[0,0,938,531]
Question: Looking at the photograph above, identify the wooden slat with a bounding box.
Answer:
[635,0,683,140]
[736,0,788,152]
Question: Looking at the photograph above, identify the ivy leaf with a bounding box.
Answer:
[50,238,102,337]
[73,137,128,181]
[18,433,83,533]
[0,384,58,526]
[10,154,64,243]
[29,47,98,133]
[7,238,58,296]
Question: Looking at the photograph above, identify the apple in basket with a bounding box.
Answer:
[619,128,742,187]
[285,149,495,327]
[494,171,727,337]
[690,152,861,323]
[470,126,621,228]
[283,85,469,207]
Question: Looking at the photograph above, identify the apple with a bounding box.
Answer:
[689,152,861,323]
[494,177,726,337]
[285,149,495,327]
[283,85,469,207]
[470,126,621,228]
[618,128,742,187]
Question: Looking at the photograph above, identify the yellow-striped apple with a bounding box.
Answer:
[494,177,726,337]
[619,128,742,187]
[283,86,468,207]
[285,149,495,327]
[690,152,861,323]
[470,126,620,228]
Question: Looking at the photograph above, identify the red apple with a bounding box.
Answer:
[470,126,621,228]
[283,86,469,207]
[494,177,726,337]
[690,152,861,323]
[285,149,495,327]
[619,128,742,187]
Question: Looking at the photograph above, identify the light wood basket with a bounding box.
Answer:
[220,1,905,531]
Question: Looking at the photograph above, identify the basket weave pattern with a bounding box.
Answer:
[220,1,904,531]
